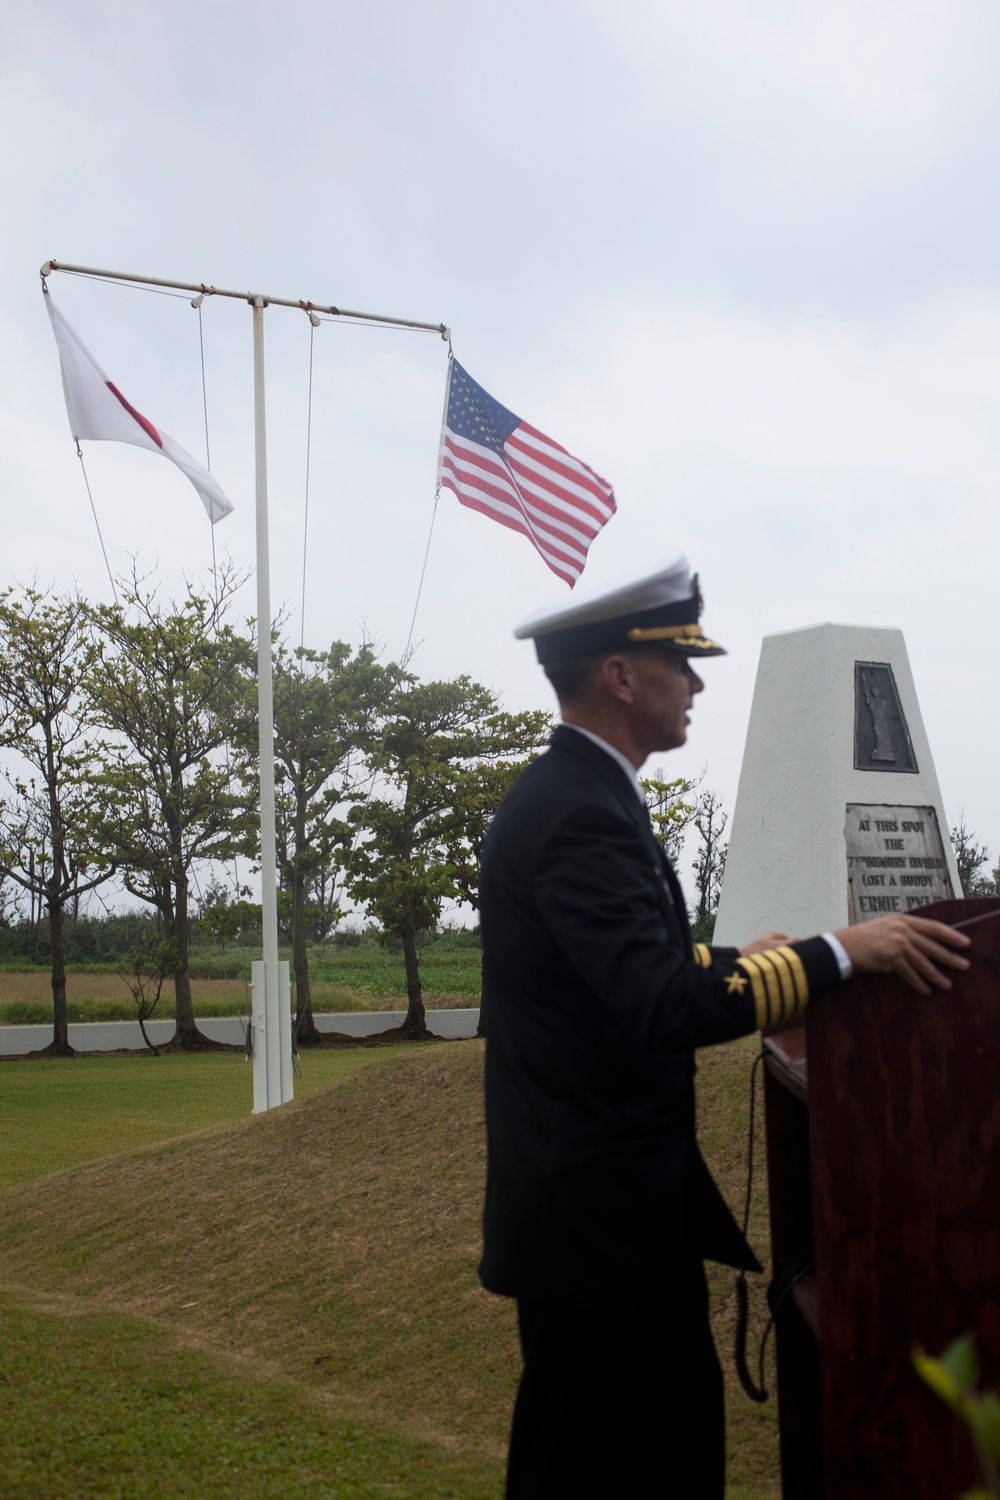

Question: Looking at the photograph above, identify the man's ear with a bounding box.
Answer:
[600,652,637,705]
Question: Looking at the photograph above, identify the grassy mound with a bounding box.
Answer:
[0,1048,420,1191]
[1,1045,516,1496]
[0,1037,779,1498]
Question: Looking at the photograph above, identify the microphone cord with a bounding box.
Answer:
[734,1048,768,1402]
[732,1045,815,1403]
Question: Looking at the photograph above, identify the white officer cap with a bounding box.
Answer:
[513,555,726,665]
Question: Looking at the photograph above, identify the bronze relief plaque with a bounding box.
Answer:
[854,662,917,773]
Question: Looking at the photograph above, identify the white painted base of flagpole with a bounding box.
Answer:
[251,959,294,1113]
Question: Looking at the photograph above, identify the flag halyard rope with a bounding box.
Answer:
[195,298,213,472]
[404,491,440,663]
[192,294,220,591]
[75,443,119,606]
[56,268,192,300]
[188,291,254,1039]
[404,345,454,661]
[40,273,119,606]
[300,314,319,659]
[288,310,321,1054]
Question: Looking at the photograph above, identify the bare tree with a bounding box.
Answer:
[117,933,179,1055]
[690,789,728,943]
[950,818,998,898]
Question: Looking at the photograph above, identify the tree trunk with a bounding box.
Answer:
[169,870,211,1049]
[28,850,37,959]
[137,1010,160,1055]
[400,920,428,1038]
[47,891,74,1057]
[293,932,321,1045]
[292,786,322,1045]
[44,746,73,1057]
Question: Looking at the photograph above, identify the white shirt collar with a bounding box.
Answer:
[561,723,647,805]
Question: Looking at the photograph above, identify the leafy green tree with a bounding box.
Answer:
[270,640,402,1044]
[193,878,260,947]
[344,678,550,1038]
[298,858,340,942]
[641,769,698,862]
[84,572,256,1049]
[0,589,115,1055]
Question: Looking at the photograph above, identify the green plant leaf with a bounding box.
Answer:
[969,1391,1000,1457]
[913,1346,963,1411]
[942,1334,980,1396]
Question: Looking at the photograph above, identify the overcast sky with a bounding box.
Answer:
[4,0,1000,905]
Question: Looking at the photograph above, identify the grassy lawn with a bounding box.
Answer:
[0,1048,424,1191]
[0,1036,779,1498]
[0,1290,492,1499]
[0,939,483,1025]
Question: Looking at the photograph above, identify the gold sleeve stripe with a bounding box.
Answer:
[737,946,814,1028]
[776,946,809,1009]
[693,944,712,969]
[735,956,770,1028]
[748,954,783,1027]
[734,948,815,1032]
[756,949,796,1021]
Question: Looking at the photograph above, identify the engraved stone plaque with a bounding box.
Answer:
[845,804,954,924]
[854,662,917,773]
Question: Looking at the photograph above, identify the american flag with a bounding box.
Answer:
[439,358,616,586]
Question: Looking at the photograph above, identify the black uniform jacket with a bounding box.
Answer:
[478,725,840,1309]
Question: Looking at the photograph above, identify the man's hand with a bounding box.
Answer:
[740,931,794,955]
[834,915,971,995]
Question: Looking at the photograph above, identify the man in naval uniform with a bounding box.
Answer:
[477,557,970,1499]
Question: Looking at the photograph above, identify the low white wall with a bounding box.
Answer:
[0,1008,481,1056]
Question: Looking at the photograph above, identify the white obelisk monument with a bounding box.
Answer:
[714,624,960,948]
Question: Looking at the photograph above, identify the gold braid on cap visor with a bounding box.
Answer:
[626,623,724,651]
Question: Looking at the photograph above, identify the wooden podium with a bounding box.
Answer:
[763,897,1000,1498]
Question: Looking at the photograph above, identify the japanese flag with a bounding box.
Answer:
[44,290,234,524]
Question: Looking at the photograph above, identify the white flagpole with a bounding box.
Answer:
[40,259,448,1114]
[251,297,292,1112]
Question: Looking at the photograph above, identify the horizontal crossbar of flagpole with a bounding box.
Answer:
[41,260,451,339]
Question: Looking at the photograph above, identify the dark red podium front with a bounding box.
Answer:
[763,897,1000,1498]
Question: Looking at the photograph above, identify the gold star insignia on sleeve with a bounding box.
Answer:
[725,972,749,995]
